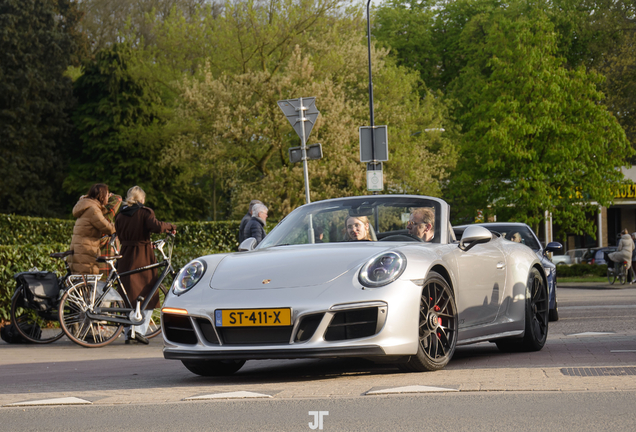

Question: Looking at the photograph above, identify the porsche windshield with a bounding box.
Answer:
[258,196,442,248]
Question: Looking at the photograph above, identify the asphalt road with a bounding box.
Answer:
[1,283,635,431]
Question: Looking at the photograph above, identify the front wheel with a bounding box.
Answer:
[58,283,125,348]
[607,266,617,285]
[399,271,458,372]
[619,263,627,285]
[497,267,549,352]
[181,359,246,376]
[10,286,64,344]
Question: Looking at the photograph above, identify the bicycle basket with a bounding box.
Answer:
[15,271,60,312]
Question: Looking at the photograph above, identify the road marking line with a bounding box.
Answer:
[610,350,636,353]
[560,305,636,310]
[185,391,272,400]
[366,385,458,395]
[4,397,92,407]
[566,332,615,336]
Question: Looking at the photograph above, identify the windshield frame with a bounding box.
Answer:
[258,195,450,249]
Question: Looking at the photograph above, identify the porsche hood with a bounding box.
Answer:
[209,243,396,290]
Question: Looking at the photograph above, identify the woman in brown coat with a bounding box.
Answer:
[115,186,176,344]
[67,184,116,275]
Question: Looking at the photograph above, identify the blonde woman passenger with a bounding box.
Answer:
[346,216,373,241]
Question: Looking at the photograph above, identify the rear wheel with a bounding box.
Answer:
[181,359,246,376]
[399,271,458,372]
[10,286,64,344]
[496,267,549,352]
[58,283,125,348]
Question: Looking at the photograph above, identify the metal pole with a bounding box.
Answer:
[366,0,378,194]
[366,0,374,129]
[299,97,311,204]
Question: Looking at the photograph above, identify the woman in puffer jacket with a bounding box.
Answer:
[67,184,116,275]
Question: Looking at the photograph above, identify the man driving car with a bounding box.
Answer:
[407,207,435,241]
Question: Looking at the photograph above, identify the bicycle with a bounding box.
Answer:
[607,260,628,285]
[58,233,175,348]
[9,250,73,344]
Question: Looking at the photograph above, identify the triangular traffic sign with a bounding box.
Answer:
[278,97,319,144]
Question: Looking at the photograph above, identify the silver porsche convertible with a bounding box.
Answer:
[161,195,549,376]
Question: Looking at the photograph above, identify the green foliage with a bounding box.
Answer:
[0,214,74,245]
[0,0,87,217]
[556,263,607,278]
[77,0,219,54]
[374,0,505,91]
[65,43,193,220]
[171,25,458,220]
[373,1,438,93]
[444,7,633,236]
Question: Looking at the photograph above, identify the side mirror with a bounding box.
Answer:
[459,225,492,251]
[544,242,563,254]
[238,237,257,252]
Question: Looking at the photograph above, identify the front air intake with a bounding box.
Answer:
[163,314,197,345]
[324,307,378,341]
[196,318,220,344]
[294,313,324,342]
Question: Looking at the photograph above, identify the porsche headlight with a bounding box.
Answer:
[359,251,406,287]
[172,260,207,296]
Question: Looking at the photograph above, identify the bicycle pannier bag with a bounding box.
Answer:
[17,272,60,312]
[1,323,41,344]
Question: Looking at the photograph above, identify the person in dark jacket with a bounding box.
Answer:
[244,203,268,245]
[238,199,262,245]
[115,186,176,344]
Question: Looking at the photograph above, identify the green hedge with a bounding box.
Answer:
[556,263,608,278]
[0,214,242,321]
[0,214,241,248]
[0,214,74,245]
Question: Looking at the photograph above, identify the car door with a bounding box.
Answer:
[452,240,507,328]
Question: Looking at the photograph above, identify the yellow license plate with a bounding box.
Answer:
[215,308,291,327]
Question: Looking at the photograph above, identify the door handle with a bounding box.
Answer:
[496,262,505,270]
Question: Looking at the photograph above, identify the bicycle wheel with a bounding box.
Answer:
[620,264,627,285]
[607,266,616,285]
[58,282,125,348]
[145,283,168,339]
[10,286,64,344]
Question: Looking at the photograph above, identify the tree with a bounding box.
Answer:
[76,0,217,53]
[66,43,189,220]
[445,8,633,235]
[0,0,87,216]
[172,40,457,220]
[374,0,505,91]
[601,29,636,156]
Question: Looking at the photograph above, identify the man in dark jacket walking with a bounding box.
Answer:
[244,203,268,245]
[238,200,262,244]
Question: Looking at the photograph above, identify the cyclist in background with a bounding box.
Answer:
[608,229,635,283]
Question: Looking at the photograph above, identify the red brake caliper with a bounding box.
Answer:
[432,299,442,337]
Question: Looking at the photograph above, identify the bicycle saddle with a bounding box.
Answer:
[96,255,122,262]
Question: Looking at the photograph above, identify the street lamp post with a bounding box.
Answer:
[366,0,375,130]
